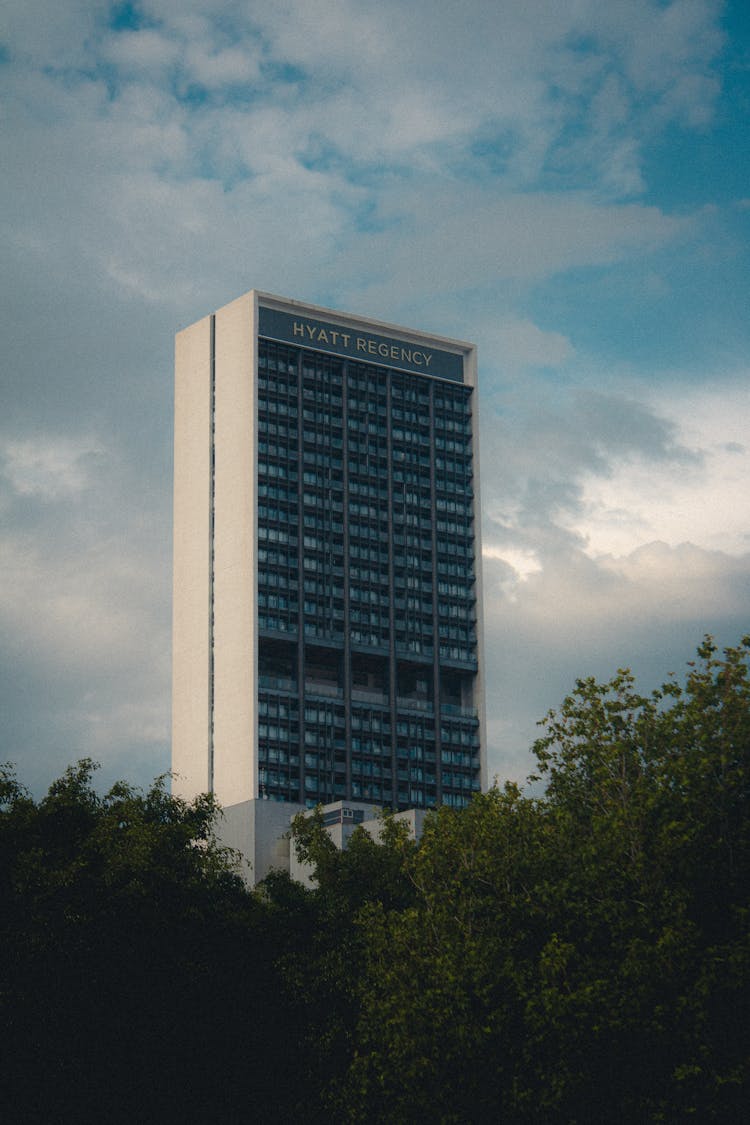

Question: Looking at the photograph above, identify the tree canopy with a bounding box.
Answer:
[2,637,748,1123]
[0,760,298,1123]
[328,637,750,1122]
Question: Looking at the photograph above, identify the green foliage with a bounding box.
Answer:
[344,785,549,1122]
[289,804,418,910]
[336,638,750,1122]
[259,807,420,1119]
[0,760,295,1124]
[3,637,748,1122]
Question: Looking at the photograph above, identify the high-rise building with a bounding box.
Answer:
[172,290,485,822]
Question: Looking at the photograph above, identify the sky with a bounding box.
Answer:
[1,0,749,797]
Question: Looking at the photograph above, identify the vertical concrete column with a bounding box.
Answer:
[464,351,488,792]
[172,315,213,799]
[212,293,258,804]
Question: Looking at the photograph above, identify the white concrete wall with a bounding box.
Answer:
[288,801,387,886]
[221,798,305,886]
[172,316,212,800]
[212,293,258,805]
[464,345,489,793]
[289,845,317,889]
[361,807,427,842]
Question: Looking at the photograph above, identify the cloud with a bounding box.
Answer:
[0,501,166,679]
[0,475,171,795]
[102,27,181,74]
[345,192,688,312]
[0,0,744,802]
[482,538,750,785]
[1,435,105,500]
[476,372,750,778]
[480,374,750,575]
[477,372,750,782]
[1,0,718,345]
[565,382,750,557]
[481,319,575,371]
[4,1,726,194]
[480,385,699,546]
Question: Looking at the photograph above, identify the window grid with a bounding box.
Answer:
[257,338,479,809]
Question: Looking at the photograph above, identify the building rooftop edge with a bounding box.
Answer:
[178,288,477,357]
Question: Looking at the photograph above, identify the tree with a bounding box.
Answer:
[338,638,750,1123]
[259,807,420,1119]
[344,784,549,1122]
[5,638,748,1122]
[530,636,750,1121]
[0,760,299,1124]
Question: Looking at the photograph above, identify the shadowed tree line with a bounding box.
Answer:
[2,638,748,1123]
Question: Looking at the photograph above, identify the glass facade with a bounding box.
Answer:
[256,337,480,811]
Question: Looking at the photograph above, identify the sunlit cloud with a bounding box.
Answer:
[482,545,543,581]
[564,382,750,558]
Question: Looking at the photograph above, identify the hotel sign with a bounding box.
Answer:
[259,306,464,382]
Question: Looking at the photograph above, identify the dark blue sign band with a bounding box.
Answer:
[259,307,464,382]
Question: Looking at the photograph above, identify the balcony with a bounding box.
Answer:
[351,687,390,706]
[396,696,433,714]
[304,680,343,699]
[440,703,478,719]
[258,675,296,694]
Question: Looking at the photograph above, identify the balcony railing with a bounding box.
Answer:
[258,675,295,693]
[304,681,343,698]
[440,703,478,718]
[396,696,433,713]
[351,688,390,705]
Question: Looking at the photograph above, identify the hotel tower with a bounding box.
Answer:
[172,291,485,825]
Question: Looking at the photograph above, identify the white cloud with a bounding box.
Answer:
[482,319,575,369]
[480,537,750,784]
[1,0,719,334]
[0,504,171,791]
[564,382,750,558]
[475,369,750,783]
[1,0,99,68]
[184,43,261,88]
[1,436,104,500]
[482,546,543,596]
[0,524,163,664]
[347,191,688,312]
[3,0,725,200]
[102,28,181,74]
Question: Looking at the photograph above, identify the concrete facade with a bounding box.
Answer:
[288,800,427,888]
[220,797,306,885]
[173,290,485,863]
